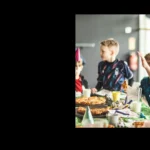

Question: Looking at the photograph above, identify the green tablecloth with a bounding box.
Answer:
[141,103,150,120]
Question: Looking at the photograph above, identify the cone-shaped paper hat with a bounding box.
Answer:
[75,48,86,65]
[82,106,94,126]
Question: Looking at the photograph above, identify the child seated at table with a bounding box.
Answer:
[140,53,150,106]
[75,48,89,94]
[91,38,133,93]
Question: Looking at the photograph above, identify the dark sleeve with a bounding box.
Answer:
[128,77,134,86]
[140,78,145,95]
[83,79,88,89]
[95,62,103,91]
[123,61,133,79]
[95,82,102,91]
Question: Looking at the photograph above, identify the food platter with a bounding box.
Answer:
[75,105,109,118]
[75,95,111,107]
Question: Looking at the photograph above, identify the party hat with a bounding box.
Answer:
[81,106,94,127]
[75,48,80,61]
[75,48,86,65]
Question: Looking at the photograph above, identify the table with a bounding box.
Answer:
[75,91,150,128]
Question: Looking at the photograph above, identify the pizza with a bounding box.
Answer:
[76,96,106,106]
[77,106,109,115]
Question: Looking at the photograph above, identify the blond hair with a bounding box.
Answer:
[100,38,119,55]
[145,53,150,60]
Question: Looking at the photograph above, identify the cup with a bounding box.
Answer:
[106,113,112,122]
[110,114,119,126]
[130,101,141,113]
[83,89,91,98]
[112,91,120,102]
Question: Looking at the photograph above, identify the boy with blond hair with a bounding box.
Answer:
[91,38,133,93]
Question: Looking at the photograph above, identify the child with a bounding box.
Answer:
[139,53,150,106]
[91,38,133,93]
[138,52,150,76]
[75,48,88,94]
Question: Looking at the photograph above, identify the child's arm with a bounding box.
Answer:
[146,67,150,76]
[95,62,104,91]
[91,62,103,93]
[91,79,103,93]
[123,61,133,80]
[128,77,134,86]
[80,75,89,89]
[95,80,103,91]
[91,77,103,93]
[83,79,88,89]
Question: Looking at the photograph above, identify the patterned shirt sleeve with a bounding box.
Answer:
[123,61,133,79]
[97,61,104,82]
[95,62,103,90]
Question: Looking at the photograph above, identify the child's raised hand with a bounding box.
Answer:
[91,88,97,94]
[137,51,149,69]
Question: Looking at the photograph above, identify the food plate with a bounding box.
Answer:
[95,89,112,97]
[75,96,107,107]
[76,110,108,118]
[76,103,108,107]
[75,106,109,118]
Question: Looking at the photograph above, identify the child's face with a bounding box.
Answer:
[100,45,113,61]
[75,60,83,75]
[146,57,150,66]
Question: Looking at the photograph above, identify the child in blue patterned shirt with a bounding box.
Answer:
[91,38,133,93]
